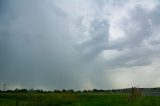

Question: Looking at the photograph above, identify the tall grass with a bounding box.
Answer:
[0,93,160,106]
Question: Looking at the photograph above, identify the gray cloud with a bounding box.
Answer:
[77,19,109,60]
[103,4,160,69]
[1,0,160,90]
[0,0,81,90]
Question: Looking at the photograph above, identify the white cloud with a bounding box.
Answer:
[105,57,160,88]
[96,49,129,61]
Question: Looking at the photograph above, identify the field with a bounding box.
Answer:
[0,93,160,106]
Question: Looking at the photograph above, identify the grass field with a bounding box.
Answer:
[0,93,160,106]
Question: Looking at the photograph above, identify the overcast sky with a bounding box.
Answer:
[1,0,160,90]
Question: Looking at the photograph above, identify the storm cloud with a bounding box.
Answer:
[1,0,160,90]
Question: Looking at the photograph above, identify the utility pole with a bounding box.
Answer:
[3,84,6,92]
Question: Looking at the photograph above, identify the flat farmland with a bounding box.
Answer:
[0,93,160,106]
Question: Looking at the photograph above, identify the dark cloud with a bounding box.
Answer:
[0,0,160,90]
[0,0,80,89]
[150,5,160,26]
[77,19,109,60]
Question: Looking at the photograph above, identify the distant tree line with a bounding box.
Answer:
[0,87,160,94]
[0,88,135,93]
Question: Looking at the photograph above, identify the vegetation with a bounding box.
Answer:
[0,87,160,106]
[0,92,160,106]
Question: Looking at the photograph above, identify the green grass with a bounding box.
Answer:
[0,93,160,106]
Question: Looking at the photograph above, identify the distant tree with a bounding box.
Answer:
[76,91,81,93]
[40,89,43,93]
[21,89,28,93]
[29,88,34,92]
[34,89,42,93]
[14,88,28,93]
[83,90,87,93]
[14,88,19,92]
[93,89,98,92]
[62,89,66,93]
[54,90,61,93]
[112,89,116,92]
[69,89,74,93]
[99,89,105,92]
[6,90,14,93]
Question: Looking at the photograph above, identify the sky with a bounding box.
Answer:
[1,0,160,90]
